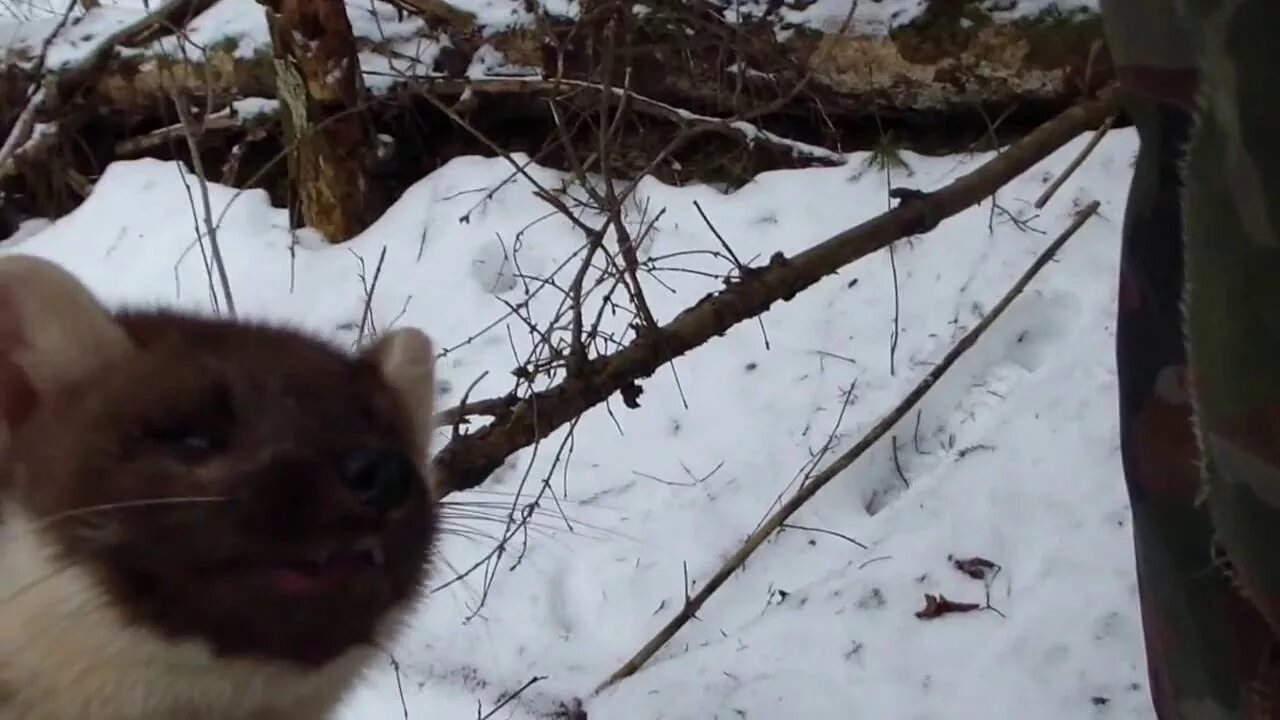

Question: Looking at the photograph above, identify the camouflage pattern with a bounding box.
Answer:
[1102,0,1280,716]
[1100,0,1197,71]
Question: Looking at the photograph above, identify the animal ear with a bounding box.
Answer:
[0,255,133,446]
[361,327,437,469]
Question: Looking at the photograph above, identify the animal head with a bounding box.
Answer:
[0,254,439,670]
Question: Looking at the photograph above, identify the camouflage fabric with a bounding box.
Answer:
[1103,0,1280,716]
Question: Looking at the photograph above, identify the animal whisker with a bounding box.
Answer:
[21,496,233,537]
[440,499,629,539]
[439,507,567,532]
[439,527,504,545]
[448,488,622,510]
[429,553,485,606]
[439,516,560,544]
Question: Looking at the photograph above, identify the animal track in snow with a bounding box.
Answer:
[857,289,1085,516]
[1001,291,1083,373]
[469,237,519,295]
[546,560,577,636]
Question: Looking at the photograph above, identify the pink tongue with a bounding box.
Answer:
[274,567,326,595]
[272,558,363,594]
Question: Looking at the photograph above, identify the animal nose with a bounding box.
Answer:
[340,447,415,514]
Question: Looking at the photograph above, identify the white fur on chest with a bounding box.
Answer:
[0,506,375,720]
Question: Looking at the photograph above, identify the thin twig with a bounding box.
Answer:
[477,675,547,720]
[354,245,389,345]
[450,370,491,439]
[172,90,236,317]
[1034,113,1116,209]
[692,199,746,274]
[779,522,867,549]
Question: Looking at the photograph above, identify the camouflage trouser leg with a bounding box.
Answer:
[1179,2,1280,713]
[1115,94,1261,718]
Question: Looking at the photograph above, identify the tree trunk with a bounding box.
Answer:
[258,0,384,243]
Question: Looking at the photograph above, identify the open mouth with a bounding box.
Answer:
[259,538,387,595]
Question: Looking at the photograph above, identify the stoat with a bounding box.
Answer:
[0,254,439,719]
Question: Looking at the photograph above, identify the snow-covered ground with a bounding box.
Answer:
[1,118,1154,717]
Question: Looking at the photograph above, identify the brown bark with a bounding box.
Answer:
[430,84,1120,497]
[258,0,384,243]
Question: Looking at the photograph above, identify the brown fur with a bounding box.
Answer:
[0,255,439,718]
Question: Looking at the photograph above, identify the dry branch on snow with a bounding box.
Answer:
[429,84,1119,498]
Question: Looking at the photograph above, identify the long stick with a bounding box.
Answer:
[433,86,1119,496]
[1034,113,1116,209]
[594,200,1102,694]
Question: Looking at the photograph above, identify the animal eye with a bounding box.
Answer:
[145,424,229,459]
[139,381,235,461]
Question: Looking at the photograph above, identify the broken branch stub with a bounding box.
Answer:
[257,0,385,243]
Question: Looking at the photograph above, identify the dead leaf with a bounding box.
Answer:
[950,555,999,581]
[915,593,980,620]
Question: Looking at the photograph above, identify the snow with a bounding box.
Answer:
[0,3,138,69]
[228,96,280,122]
[0,0,1101,82]
[0,120,1155,717]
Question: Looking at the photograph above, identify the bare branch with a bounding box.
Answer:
[172,90,237,317]
[431,85,1119,496]
[354,245,389,345]
[1034,112,1117,209]
[115,111,270,157]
